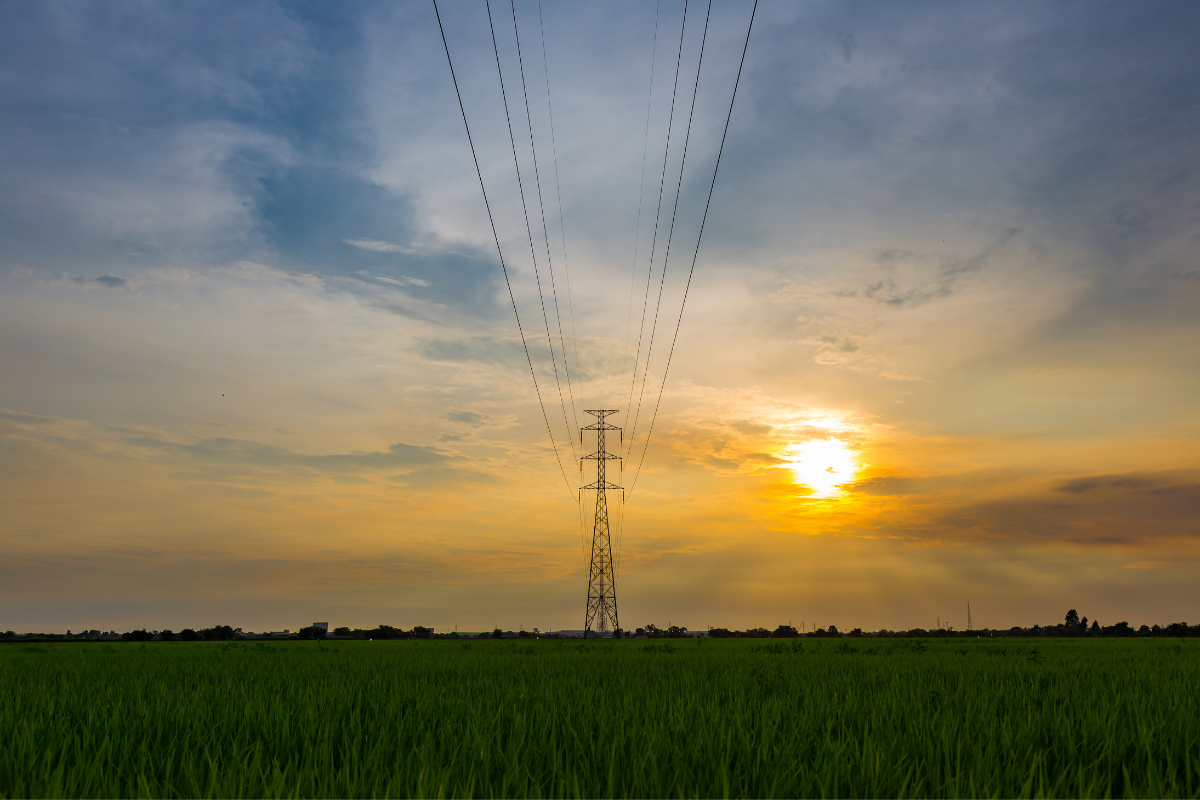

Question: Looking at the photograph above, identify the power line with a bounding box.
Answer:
[619,0,662,428]
[626,0,711,460]
[485,0,578,464]
[612,2,664,591]
[537,0,583,415]
[629,0,758,497]
[510,0,581,440]
[623,0,689,457]
[537,0,591,561]
[432,0,576,500]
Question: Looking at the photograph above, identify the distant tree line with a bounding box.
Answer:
[634,624,693,638]
[4,610,1199,642]
[468,628,540,639]
[321,625,434,640]
[121,625,241,642]
[703,612,1200,639]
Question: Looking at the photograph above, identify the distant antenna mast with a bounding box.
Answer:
[967,603,973,632]
[581,410,622,637]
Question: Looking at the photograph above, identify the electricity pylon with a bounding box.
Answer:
[581,409,622,637]
[967,603,973,632]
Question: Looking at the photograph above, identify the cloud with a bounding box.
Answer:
[1054,473,1181,495]
[445,410,489,425]
[343,238,415,254]
[730,420,773,435]
[742,452,786,465]
[69,274,130,290]
[375,275,429,287]
[938,470,1200,543]
[416,336,535,367]
[301,442,450,472]
[127,436,453,475]
[851,469,1025,497]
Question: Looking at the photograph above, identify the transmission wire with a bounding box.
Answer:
[626,0,711,461]
[618,0,662,428]
[628,0,759,497]
[432,0,575,500]
[537,0,585,422]
[622,0,689,457]
[535,1,586,528]
[611,1,661,589]
[485,0,578,464]
[510,0,581,441]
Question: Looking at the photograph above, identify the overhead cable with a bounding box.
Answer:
[537,0,584,416]
[629,0,759,498]
[432,0,576,500]
[511,0,582,440]
[618,0,662,428]
[615,0,663,586]
[626,0,711,460]
[484,0,579,464]
[623,0,689,457]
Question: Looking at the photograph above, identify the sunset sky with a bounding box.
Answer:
[3,1,1199,634]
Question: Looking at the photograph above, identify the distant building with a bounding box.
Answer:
[313,622,328,633]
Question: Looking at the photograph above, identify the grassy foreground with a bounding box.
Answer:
[2,637,1198,798]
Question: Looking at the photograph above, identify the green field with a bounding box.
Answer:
[2,637,1198,798]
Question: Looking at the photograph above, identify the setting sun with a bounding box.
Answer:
[785,439,859,498]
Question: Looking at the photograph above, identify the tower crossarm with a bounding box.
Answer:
[581,480,624,491]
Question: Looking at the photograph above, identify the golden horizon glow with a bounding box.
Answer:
[784,438,859,498]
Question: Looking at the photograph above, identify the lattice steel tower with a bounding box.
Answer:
[581,409,622,637]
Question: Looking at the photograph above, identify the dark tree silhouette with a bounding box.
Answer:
[201,625,236,641]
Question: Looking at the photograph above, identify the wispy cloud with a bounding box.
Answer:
[70,274,130,290]
[343,238,415,254]
[376,275,429,287]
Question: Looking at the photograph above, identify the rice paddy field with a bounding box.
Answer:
[2,637,1198,798]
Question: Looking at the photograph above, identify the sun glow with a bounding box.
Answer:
[785,438,859,498]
